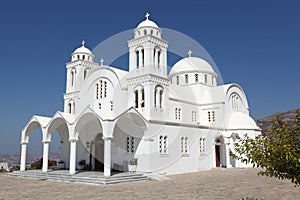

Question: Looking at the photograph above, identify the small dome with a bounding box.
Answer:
[170,56,215,75]
[227,112,259,130]
[136,13,159,29]
[73,40,92,54]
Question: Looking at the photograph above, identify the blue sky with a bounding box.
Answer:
[0,0,299,154]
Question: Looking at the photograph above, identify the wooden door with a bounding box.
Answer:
[215,145,221,167]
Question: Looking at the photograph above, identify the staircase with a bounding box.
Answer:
[5,170,150,185]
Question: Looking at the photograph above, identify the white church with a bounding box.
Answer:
[20,14,260,177]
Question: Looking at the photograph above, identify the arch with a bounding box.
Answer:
[214,136,225,167]
[135,46,144,68]
[71,68,76,87]
[112,112,147,172]
[47,116,71,169]
[133,85,144,109]
[75,112,103,139]
[22,116,51,142]
[154,85,164,108]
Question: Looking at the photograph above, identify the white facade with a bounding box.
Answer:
[20,14,260,176]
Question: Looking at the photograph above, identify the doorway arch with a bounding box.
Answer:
[215,136,225,167]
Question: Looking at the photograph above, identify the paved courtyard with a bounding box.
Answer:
[0,168,299,200]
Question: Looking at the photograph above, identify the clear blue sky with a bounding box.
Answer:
[0,0,299,154]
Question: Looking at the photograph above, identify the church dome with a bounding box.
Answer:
[136,12,159,29]
[170,56,215,75]
[227,112,259,130]
[73,40,92,54]
[71,40,94,62]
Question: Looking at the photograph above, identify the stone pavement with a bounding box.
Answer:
[0,168,299,200]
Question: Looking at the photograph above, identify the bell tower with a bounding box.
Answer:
[128,13,168,77]
[127,13,170,120]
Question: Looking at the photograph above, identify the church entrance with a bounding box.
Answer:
[215,145,221,167]
[215,136,224,167]
[92,133,104,171]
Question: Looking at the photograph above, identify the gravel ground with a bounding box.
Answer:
[0,168,299,200]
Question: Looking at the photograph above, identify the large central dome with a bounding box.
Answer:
[170,57,216,75]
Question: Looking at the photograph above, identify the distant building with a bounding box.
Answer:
[0,162,9,172]
[20,13,260,177]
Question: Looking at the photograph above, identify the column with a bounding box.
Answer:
[103,137,111,177]
[225,141,232,168]
[42,141,50,172]
[69,139,77,175]
[139,49,143,68]
[20,142,28,171]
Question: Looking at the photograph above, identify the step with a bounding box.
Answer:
[5,171,151,185]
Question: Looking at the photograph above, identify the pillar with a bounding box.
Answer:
[69,139,77,175]
[139,49,143,68]
[225,141,232,168]
[20,142,28,171]
[42,141,50,172]
[103,137,111,177]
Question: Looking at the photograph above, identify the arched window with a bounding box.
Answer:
[100,80,103,98]
[185,74,188,83]
[144,29,147,35]
[200,138,206,153]
[71,68,76,87]
[212,76,214,85]
[126,136,135,153]
[185,137,188,154]
[159,135,163,154]
[195,74,199,82]
[159,90,163,108]
[136,50,139,68]
[84,69,88,80]
[204,74,208,84]
[163,136,168,154]
[199,138,202,153]
[192,111,197,122]
[181,137,189,155]
[154,85,164,108]
[141,88,145,108]
[150,30,153,35]
[77,55,80,60]
[82,55,85,60]
[96,83,99,99]
[134,90,139,108]
[181,137,184,153]
[104,81,107,98]
[110,101,113,111]
[68,103,72,114]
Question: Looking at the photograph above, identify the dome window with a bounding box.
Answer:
[185,74,189,83]
[195,74,199,82]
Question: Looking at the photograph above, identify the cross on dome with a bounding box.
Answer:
[188,49,192,57]
[100,58,104,66]
[145,12,150,20]
[81,40,85,47]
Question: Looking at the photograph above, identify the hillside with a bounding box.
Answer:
[256,108,299,133]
